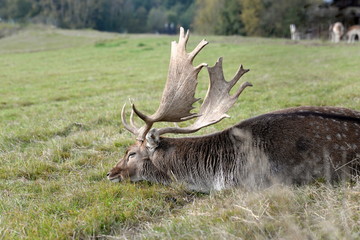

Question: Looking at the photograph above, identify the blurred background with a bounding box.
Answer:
[0,0,359,39]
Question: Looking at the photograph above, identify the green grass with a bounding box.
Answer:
[0,25,359,239]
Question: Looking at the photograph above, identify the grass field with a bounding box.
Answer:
[0,25,359,239]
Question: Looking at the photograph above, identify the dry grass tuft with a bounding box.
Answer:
[140,183,360,239]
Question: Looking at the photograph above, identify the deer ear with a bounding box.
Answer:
[146,129,160,152]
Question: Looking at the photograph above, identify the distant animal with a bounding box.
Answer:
[107,27,360,192]
[346,25,360,43]
[290,24,300,40]
[330,22,345,43]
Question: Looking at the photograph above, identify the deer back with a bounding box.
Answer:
[236,107,360,183]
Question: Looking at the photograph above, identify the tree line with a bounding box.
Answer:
[0,0,335,38]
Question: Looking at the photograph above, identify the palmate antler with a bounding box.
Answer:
[122,27,251,141]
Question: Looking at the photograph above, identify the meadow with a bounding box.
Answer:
[0,24,359,239]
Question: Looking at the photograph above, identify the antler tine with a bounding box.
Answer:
[189,39,208,63]
[131,102,151,123]
[121,103,138,135]
[131,103,154,141]
[129,107,138,129]
[228,64,251,91]
[126,98,141,129]
[233,81,253,100]
[179,27,189,46]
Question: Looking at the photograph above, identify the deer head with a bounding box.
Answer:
[107,27,251,183]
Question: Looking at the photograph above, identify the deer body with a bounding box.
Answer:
[109,106,360,192]
[330,22,344,43]
[108,28,360,192]
[290,24,300,41]
[347,25,360,43]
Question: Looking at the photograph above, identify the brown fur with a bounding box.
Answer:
[108,106,360,192]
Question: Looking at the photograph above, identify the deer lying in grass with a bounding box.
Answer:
[107,28,360,192]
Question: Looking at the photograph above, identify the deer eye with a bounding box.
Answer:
[128,152,136,159]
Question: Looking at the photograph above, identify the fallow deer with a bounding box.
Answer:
[330,22,344,43]
[346,25,360,43]
[107,27,360,192]
[290,24,300,41]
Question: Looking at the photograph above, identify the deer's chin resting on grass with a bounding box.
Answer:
[107,27,360,192]
[108,176,121,183]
